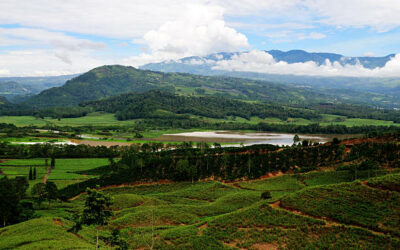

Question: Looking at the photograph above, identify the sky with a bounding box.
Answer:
[0,0,400,76]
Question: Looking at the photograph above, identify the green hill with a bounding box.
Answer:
[82,90,320,121]
[25,65,332,108]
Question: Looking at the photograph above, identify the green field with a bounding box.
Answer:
[1,112,399,128]
[0,158,109,189]
[1,170,399,249]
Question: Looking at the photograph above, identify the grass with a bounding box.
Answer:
[2,111,400,129]
[237,174,306,191]
[0,158,109,189]
[1,170,399,249]
[0,217,95,249]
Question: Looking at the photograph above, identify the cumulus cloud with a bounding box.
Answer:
[212,50,400,77]
[124,4,248,66]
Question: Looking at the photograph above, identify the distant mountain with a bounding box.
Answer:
[140,50,400,101]
[0,96,16,113]
[0,74,77,101]
[142,50,394,72]
[0,81,30,96]
[26,65,338,108]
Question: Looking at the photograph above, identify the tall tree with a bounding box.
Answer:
[29,167,33,180]
[31,183,47,209]
[50,157,56,169]
[0,177,19,227]
[12,176,29,200]
[33,167,37,180]
[80,187,113,249]
[45,181,58,207]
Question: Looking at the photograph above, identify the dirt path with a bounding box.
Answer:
[270,200,387,236]
[43,166,53,183]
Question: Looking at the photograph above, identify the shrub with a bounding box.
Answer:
[261,191,272,199]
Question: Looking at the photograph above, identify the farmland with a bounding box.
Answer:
[1,170,399,249]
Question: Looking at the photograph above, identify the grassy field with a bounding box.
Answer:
[1,170,399,249]
[0,158,109,189]
[1,112,399,128]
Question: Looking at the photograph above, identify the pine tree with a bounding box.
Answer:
[50,157,55,169]
[33,167,37,180]
[29,167,33,180]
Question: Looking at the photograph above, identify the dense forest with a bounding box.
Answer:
[82,90,320,121]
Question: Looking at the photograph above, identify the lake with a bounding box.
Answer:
[158,131,355,146]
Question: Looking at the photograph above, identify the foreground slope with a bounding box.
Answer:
[1,172,399,249]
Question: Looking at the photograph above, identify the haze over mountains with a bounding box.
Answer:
[0,74,76,101]
[141,50,400,97]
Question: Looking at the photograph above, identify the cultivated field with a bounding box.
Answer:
[1,170,399,249]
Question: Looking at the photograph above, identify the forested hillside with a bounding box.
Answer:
[82,90,320,121]
[25,65,339,108]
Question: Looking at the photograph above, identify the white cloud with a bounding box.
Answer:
[124,4,248,66]
[0,49,111,76]
[1,1,400,76]
[1,0,398,40]
[212,50,400,77]
[297,32,326,40]
[0,28,106,50]
[304,0,400,32]
[0,69,10,76]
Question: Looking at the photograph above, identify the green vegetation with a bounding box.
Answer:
[280,181,400,235]
[0,132,399,249]
[0,158,109,189]
[24,65,333,107]
[367,172,400,192]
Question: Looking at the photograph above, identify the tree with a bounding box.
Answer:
[51,157,56,169]
[31,183,47,208]
[29,167,33,180]
[33,167,37,180]
[261,191,272,199]
[45,181,58,207]
[105,228,128,250]
[293,134,300,145]
[0,177,19,227]
[80,187,113,249]
[13,176,29,200]
[302,140,309,147]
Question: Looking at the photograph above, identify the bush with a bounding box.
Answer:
[261,191,272,199]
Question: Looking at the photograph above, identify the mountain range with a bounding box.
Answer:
[140,50,400,98]
[0,74,76,101]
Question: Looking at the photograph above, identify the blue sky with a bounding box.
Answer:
[0,0,399,76]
